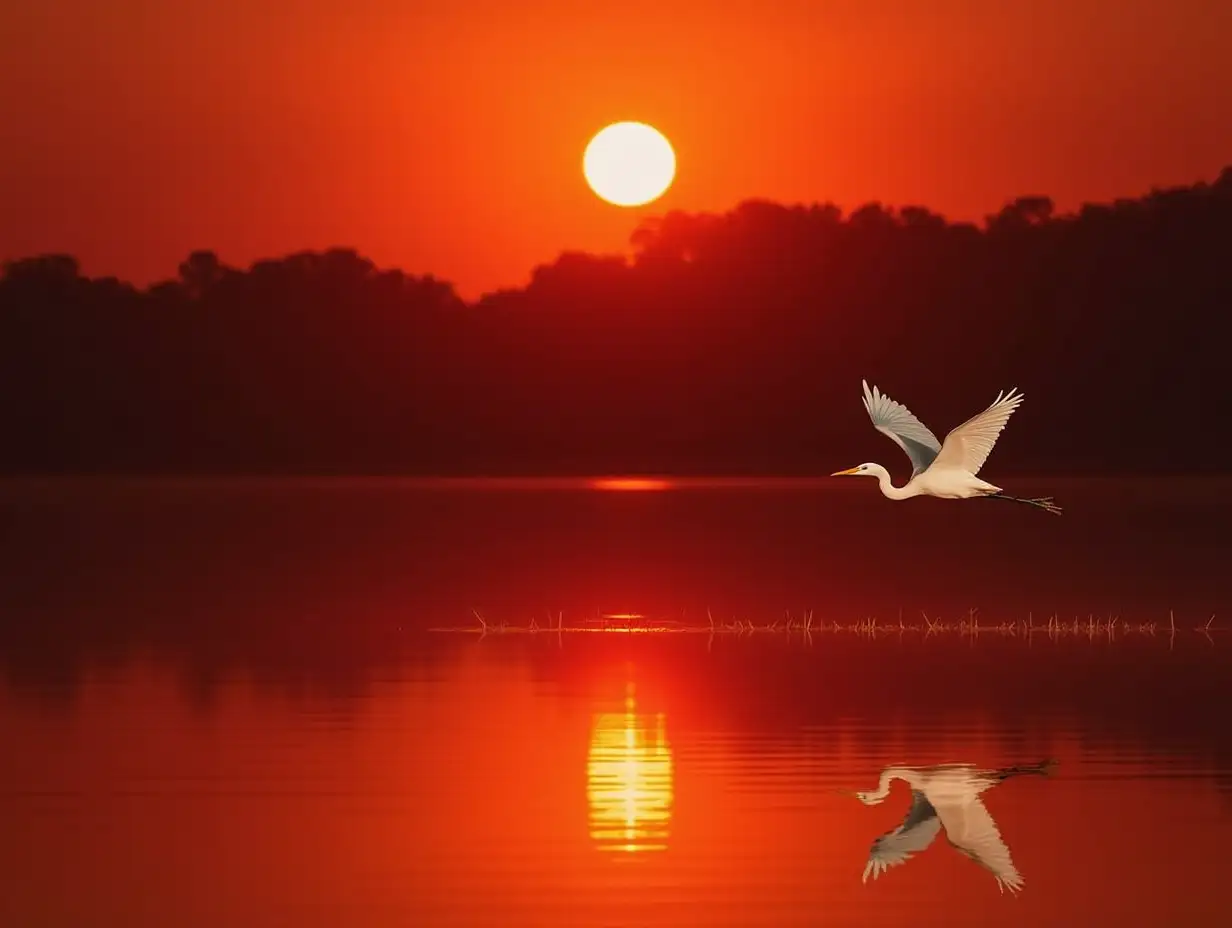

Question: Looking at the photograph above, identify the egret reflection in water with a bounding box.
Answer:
[586,682,673,852]
[841,760,1056,893]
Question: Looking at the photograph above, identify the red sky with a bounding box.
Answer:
[2,0,1230,300]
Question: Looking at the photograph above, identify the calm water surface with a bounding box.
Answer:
[1,478,1228,927]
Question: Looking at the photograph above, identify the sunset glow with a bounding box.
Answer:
[2,4,1229,298]
[590,478,671,492]
[1,0,1229,923]
[586,684,673,852]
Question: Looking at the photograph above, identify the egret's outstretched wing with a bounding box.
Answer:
[934,797,1024,894]
[862,790,942,884]
[861,380,942,478]
[933,388,1024,476]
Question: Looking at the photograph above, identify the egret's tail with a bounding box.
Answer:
[984,493,1063,516]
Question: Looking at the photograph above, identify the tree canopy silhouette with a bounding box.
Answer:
[2,168,1230,475]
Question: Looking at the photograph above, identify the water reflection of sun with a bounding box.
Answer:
[586,683,674,853]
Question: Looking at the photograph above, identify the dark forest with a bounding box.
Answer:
[3,168,1229,476]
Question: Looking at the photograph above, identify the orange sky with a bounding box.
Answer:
[2,0,1230,299]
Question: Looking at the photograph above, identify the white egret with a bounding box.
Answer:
[831,380,1062,514]
[838,760,1056,893]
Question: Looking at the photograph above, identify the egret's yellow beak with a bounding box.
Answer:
[831,788,859,797]
[830,466,861,477]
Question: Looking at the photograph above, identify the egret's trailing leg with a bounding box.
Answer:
[988,758,1059,782]
[983,493,1063,516]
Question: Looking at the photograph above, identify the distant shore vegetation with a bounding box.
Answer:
[2,168,1229,475]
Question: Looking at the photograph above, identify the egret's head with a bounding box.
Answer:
[833,787,883,805]
[830,463,877,478]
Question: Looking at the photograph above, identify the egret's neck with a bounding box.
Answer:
[871,766,919,799]
[875,469,917,500]
[870,768,899,800]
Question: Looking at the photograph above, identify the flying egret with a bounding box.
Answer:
[838,760,1056,893]
[830,380,1062,514]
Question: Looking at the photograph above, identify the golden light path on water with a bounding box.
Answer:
[586,682,674,853]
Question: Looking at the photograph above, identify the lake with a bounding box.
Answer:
[1,477,1229,927]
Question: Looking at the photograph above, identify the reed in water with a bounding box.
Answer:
[426,608,1218,642]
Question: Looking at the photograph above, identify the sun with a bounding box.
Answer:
[583,121,676,208]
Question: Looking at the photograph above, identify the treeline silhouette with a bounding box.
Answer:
[3,168,1230,475]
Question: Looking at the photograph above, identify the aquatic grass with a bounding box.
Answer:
[426,607,1220,644]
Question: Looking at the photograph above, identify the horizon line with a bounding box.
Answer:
[2,473,1229,487]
